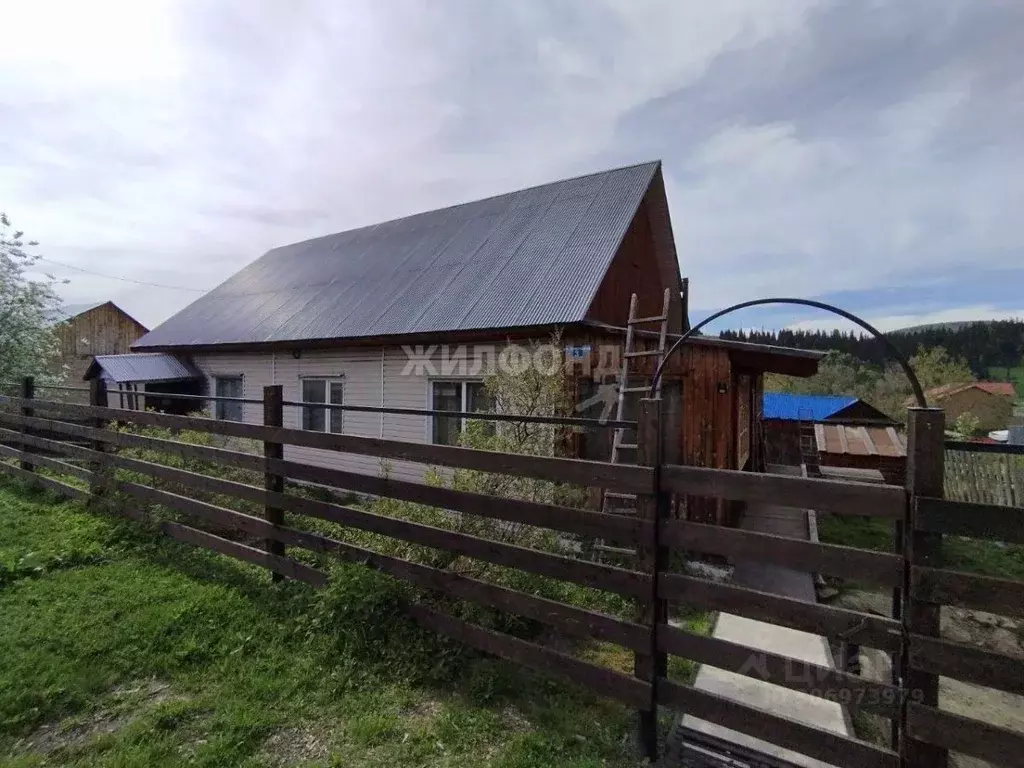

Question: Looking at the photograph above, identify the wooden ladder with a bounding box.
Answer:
[593,288,671,561]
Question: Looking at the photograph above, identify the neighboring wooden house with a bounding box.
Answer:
[922,382,1017,432]
[762,392,896,466]
[48,301,149,384]
[131,161,822,516]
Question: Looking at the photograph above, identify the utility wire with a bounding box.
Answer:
[34,256,210,292]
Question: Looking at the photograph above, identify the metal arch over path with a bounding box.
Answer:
[650,297,928,408]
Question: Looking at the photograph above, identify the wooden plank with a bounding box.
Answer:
[371,549,649,652]
[1,396,652,492]
[263,385,285,581]
[0,411,267,474]
[406,603,651,709]
[657,678,900,768]
[861,426,878,456]
[905,703,1024,768]
[909,633,1024,696]
[0,426,93,460]
[0,460,91,501]
[160,521,328,587]
[634,398,665,759]
[271,456,651,546]
[657,624,902,718]
[108,478,649,651]
[19,376,35,472]
[661,463,905,517]
[274,491,651,599]
[903,407,946,768]
[663,520,903,587]
[94,460,651,600]
[838,424,850,454]
[915,496,1024,544]
[0,444,94,483]
[5,390,621,545]
[658,574,902,651]
[911,566,1024,618]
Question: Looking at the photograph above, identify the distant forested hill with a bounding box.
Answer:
[719,319,1024,377]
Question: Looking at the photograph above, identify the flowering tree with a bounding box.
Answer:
[0,213,64,386]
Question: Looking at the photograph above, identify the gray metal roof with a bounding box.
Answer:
[135,161,661,349]
[85,353,201,383]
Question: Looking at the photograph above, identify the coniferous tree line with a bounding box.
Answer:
[719,320,1024,377]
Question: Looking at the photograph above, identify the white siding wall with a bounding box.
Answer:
[191,344,501,484]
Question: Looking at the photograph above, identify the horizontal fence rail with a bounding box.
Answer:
[944,439,1024,455]
[95,388,637,429]
[661,463,906,517]
[663,519,904,587]
[657,573,903,651]
[0,415,649,548]
[656,678,900,768]
[0,396,653,492]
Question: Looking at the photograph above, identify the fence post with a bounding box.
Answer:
[19,376,34,472]
[635,398,667,760]
[89,378,108,504]
[901,407,947,768]
[263,385,285,582]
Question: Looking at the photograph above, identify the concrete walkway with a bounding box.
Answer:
[682,483,852,768]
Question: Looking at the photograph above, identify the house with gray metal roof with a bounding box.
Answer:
[130,161,822,483]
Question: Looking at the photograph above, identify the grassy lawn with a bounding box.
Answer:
[817,515,1024,581]
[0,478,645,768]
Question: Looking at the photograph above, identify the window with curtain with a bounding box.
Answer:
[214,376,243,421]
[301,378,343,433]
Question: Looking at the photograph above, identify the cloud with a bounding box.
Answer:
[1,0,1021,331]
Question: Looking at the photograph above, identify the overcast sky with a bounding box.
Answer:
[2,0,1022,333]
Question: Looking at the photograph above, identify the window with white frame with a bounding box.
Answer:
[430,380,494,445]
[214,376,244,421]
[300,378,344,433]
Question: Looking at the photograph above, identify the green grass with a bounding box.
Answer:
[817,515,1024,580]
[0,478,644,767]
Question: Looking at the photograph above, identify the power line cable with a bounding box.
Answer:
[34,256,209,292]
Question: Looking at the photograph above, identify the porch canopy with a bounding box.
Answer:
[84,353,201,384]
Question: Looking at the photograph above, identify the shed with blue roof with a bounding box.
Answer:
[761,392,896,465]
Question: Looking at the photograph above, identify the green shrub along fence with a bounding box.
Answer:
[1,381,1023,767]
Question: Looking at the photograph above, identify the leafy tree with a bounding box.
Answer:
[0,213,65,386]
[765,351,880,402]
[906,346,974,391]
[764,345,976,421]
[952,411,981,438]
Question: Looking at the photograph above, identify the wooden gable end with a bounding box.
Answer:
[53,302,149,381]
[584,167,683,333]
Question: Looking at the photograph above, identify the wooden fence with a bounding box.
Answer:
[1,383,1022,767]
[945,446,1024,506]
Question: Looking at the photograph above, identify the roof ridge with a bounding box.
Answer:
[266,160,663,253]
